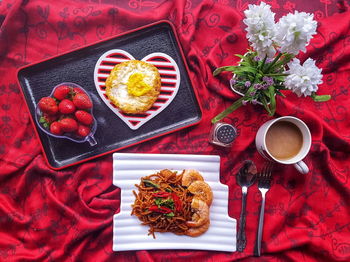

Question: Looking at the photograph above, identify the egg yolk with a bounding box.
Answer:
[127,73,153,96]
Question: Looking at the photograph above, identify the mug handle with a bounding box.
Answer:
[294,161,309,174]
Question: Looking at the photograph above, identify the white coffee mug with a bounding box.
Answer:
[255,116,311,174]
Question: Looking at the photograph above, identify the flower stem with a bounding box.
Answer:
[211,97,244,124]
[259,55,267,71]
[264,53,282,73]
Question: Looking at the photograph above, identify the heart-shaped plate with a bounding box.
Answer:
[94,49,180,130]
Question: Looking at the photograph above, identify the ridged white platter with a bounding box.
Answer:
[112,153,236,252]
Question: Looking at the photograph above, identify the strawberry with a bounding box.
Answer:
[38,97,58,115]
[53,85,71,100]
[73,93,92,109]
[59,118,78,132]
[59,99,76,114]
[42,113,58,123]
[77,124,91,137]
[75,110,93,125]
[50,121,63,135]
[73,87,85,95]
[39,113,58,129]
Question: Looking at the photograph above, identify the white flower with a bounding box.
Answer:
[284,58,323,97]
[275,11,317,55]
[243,2,276,58]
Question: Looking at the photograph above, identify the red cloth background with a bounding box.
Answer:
[0,0,350,261]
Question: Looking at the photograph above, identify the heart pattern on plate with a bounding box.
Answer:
[94,49,180,130]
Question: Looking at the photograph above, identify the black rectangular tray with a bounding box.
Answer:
[17,20,202,170]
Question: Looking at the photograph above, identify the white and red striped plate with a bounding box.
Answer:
[94,49,180,130]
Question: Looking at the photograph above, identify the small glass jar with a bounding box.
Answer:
[209,122,237,147]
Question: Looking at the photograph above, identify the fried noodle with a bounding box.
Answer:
[131,169,194,238]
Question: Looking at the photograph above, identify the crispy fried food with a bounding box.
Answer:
[105,60,161,114]
[187,180,213,206]
[181,169,204,187]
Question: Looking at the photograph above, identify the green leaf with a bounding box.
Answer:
[39,116,49,129]
[274,76,285,82]
[238,61,251,67]
[262,89,270,97]
[246,55,255,66]
[260,95,272,115]
[311,94,331,102]
[259,55,267,71]
[274,85,287,90]
[154,198,163,206]
[235,53,256,67]
[143,180,160,189]
[39,116,46,123]
[264,73,288,77]
[165,212,175,217]
[154,197,174,209]
[269,54,294,72]
[263,53,282,73]
[268,86,276,116]
[235,54,246,60]
[233,66,257,74]
[211,97,244,123]
[248,75,255,82]
[162,198,174,209]
[275,90,286,97]
[213,66,237,76]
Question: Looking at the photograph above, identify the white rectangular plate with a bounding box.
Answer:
[112,153,236,252]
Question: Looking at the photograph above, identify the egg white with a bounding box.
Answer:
[105,60,161,114]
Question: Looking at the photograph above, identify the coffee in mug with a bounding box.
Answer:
[265,121,303,160]
[255,116,311,174]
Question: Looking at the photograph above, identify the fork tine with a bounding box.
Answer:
[267,162,273,178]
[266,162,273,178]
[260,162,273,178]
[260,163,267,177]
[259,165,265,178]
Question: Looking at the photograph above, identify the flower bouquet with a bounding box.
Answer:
[212,2,331,123]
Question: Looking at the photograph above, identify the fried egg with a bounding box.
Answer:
[105,60,161,114]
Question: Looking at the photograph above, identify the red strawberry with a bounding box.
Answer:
[53,85,71,100]
[75,110,93,125]
[59,118,78,132]
[50,121,63,135]
[73,87,85,95]
[42,113,58,124]
[59,99,76,114]
[39,113,58,129]
[73,93,92,109]
[38,97,58,115]
[77,124,91,137]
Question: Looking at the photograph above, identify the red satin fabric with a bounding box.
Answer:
[0,0,350,261]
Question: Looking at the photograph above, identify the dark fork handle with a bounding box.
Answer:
[254,191,266,256]
[237,187,247,252]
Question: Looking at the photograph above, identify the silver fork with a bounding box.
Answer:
[254,163,273,257]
